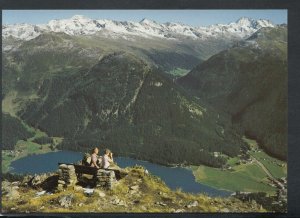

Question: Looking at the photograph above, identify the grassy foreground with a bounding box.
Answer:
[2,166,265,213]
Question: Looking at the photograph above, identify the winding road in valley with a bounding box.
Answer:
[243,136,285,190]
[250,155,285,189]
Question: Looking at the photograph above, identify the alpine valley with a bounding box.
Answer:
[2,15,287,207]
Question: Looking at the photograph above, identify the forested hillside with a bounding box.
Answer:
[178,26,287,160]
[2,113,34,149]
[12,52,245,167]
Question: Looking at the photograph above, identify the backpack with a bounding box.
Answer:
[82,153,92,166]
[98,156,103,168]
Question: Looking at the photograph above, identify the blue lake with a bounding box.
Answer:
[10,150,232,197]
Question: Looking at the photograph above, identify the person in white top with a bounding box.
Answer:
[102,149,114,169]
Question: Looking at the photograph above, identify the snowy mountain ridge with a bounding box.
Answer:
[2,15,275,41]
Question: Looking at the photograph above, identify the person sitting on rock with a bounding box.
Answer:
[102,149,114,169]
[91,147,101,168]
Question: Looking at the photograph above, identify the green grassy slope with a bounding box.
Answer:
[192,164,276,194]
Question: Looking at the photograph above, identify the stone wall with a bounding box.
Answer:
[94,169,116,190]
[57,164,117,190]
[57,164,77,191]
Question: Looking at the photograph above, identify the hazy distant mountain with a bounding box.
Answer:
[178,26,287,160]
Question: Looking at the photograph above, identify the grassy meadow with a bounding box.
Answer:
[191,136,287,194]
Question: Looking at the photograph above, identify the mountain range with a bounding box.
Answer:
[3,16,274,41]
[2,16,287,166]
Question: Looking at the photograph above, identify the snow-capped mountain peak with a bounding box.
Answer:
[236,17,254,26]
[140,18,155,24]
[71,15,91,20]
[2,15,276,41]
[235,17,274,29]
[256,19,274,28]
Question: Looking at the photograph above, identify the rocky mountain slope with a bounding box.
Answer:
[178,26,287,160]
[2,166,265,213]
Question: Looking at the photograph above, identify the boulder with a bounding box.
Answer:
[58,194,74,208]
[29,173,54,188]
[11,181,20,186]
[73,186,83,192]
[2,180,21,200]
[186,200,199,208]
[111,197,120,205]
[221,208,230,212]
[129,189,139,195]
[7,189,20,200]
[155,202,167,206]
[111,197,126,206]
[94,189,106,197]
[30,175,43,187]
[174,209,185,213]
[2,180,11,195]
[59,164,68,169]
[130,185,139,190]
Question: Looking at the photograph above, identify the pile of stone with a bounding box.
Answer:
[57,164,77,190]
[94,169,116,190]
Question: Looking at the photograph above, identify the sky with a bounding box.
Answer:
[3,10,287,27]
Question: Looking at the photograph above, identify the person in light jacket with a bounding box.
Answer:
[102,148,114,169]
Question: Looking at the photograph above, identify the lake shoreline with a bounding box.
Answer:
[8,150,232,197]
[5,135,286,196]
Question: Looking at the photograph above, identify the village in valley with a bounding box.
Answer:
[211,136,287,210]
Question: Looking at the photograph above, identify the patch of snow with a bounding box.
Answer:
[36,190,46,196]
[83,187,94,195]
